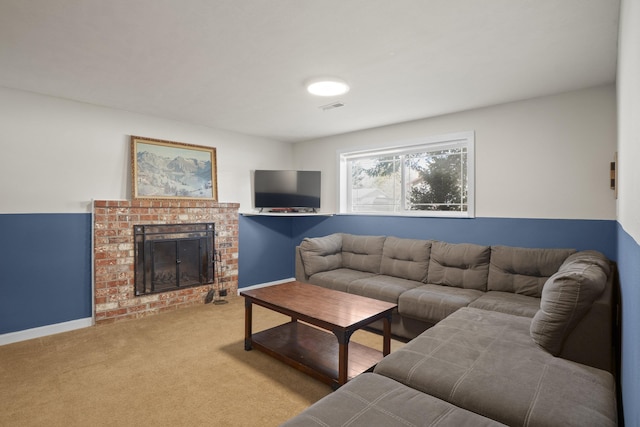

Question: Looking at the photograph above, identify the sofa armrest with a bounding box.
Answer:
[559,262,617,372]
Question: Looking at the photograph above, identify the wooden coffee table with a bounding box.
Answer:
[241,281,397,389]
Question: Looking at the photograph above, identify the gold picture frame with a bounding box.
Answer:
[131,136,218,200]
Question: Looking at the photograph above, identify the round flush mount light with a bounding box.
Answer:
[306,77,350,97]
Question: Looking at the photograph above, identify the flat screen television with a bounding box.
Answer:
[254,170,321,212]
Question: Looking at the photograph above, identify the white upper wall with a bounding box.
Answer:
[294,85,617,220]
[0,87,292,214]
[617,0,640,241]
[0,84,618,219]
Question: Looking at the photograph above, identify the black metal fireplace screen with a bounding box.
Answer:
[134,223,215,296]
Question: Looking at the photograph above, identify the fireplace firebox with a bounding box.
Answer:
[134,223,215,296]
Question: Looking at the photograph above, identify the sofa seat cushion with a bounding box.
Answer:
[341,234,386,273]
[427,241,491,290]
[380,236,432,282]
[398,284,483,324]
[281,373,506,427]
[488,246,576,297]
[348,275,423,304]
[299,233,343,276]
[374,307,617,427]
[308,269,377,293]
[468,291,540,317]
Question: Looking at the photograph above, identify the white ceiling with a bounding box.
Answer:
[0,0,620,143]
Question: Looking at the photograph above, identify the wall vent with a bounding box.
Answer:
[319,101,345,111]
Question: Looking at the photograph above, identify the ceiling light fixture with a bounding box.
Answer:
[306,77,350,97]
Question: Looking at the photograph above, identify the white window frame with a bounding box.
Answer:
[338,131,475,218]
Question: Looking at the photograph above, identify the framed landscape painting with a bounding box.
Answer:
[131,136,218,200]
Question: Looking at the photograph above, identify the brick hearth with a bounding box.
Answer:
[93,200,239,324]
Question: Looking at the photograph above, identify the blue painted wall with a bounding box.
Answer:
[0,212,634,424]
[0,213,619,333]
[617,224,640,427]
[0,214,92,334]
[238,215,295,286]
[238,214,617,287]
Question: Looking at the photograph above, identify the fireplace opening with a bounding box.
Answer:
[134,223,215,296]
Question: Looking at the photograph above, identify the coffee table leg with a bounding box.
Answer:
[244,298,253,351]
[382,314,392,356]
[334,329,354,386]
[338,341,348,385]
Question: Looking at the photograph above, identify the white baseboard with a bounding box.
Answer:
[236,277,295,295]
[0,317,93,346]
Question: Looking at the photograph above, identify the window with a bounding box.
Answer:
[339,131,474,217]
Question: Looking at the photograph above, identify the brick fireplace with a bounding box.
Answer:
[93,200,239,324]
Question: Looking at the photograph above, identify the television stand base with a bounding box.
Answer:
[268,208,298,213]
[260,208,318,213]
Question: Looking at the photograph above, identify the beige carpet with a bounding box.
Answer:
[0,295,404,426]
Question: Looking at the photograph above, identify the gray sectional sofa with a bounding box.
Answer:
[284,233,618,426]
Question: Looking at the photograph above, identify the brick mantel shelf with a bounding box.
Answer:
[93,200,239,324]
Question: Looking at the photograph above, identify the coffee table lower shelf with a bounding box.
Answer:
[250,321,384,389]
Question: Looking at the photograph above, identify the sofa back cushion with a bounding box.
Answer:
[530,250,610,355]
[427,241,490,290]
[299,233,343,276]
[342,234,386,274]
[488,246,576,297]
[380,237,431,282]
